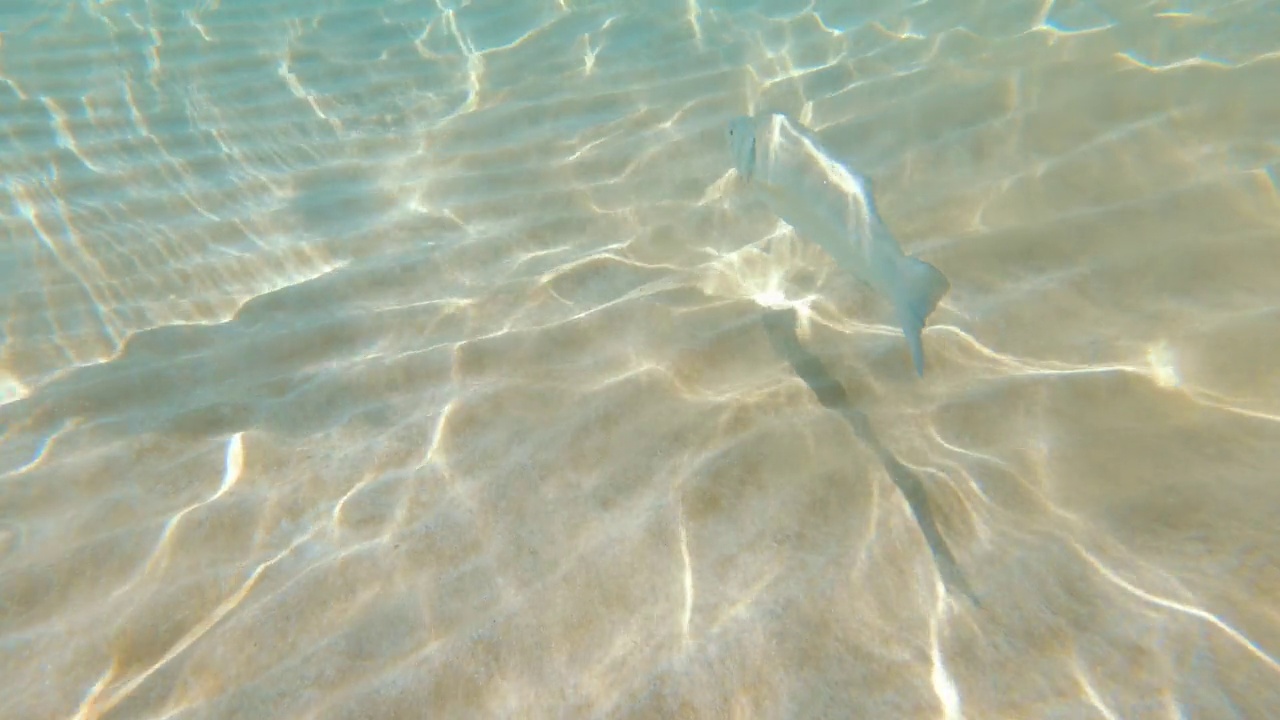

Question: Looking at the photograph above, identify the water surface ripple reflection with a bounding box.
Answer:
[2,0,1280,718]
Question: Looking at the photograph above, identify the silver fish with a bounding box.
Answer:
[727,111,950,375]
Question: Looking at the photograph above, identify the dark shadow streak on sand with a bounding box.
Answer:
[760,308,980,607]
[0,247,449,474]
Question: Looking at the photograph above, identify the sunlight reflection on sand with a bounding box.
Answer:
[2,0,1280,718]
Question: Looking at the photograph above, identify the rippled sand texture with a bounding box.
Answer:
[3,0,1280,717]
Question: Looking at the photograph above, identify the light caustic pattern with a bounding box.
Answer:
[2,0,1280,718]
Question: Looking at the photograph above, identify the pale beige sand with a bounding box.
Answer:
[2,1,1280,718]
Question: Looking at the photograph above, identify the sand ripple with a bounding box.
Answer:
[2,1,1280,718]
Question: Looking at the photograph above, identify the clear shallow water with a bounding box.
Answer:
[2,0,1280,717]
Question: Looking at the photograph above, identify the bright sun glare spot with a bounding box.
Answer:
[1146,340,1180,388]
[0,371,28,405]
[752,288,790,308]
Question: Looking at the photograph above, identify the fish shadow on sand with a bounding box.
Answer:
[760,307,980,607]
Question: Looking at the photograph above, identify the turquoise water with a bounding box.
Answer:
[3,1,1280,717]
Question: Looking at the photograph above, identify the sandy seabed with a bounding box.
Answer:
[2,1,1280,718]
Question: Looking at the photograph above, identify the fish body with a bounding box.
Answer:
[727,112,949,375]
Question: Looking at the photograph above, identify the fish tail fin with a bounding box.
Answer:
[892,256,950,376]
